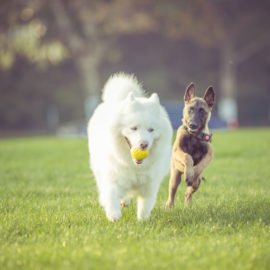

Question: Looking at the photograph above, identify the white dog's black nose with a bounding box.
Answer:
[140,141,148,150]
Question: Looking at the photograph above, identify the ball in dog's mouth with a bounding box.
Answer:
[130,148,149,165]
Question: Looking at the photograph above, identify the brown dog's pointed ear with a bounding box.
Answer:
[204,86,215,108]
[184,83,195,103]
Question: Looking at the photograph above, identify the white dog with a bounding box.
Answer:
[87,73,173,221]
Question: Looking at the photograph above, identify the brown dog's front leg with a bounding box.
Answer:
[165,165,182,209]
[173,151,194,186]
[185,147,213,205]
[184,175,202,205]
[194,145,213,179]
[183,154,194,186]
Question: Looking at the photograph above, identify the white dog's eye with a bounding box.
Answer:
[130,127,137,131]
[148,128,154,132]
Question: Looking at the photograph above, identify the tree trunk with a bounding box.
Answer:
[50,0,105,121]
[76,52,102,121]
[218,42,239,127]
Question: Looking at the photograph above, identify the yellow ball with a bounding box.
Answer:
[130,148,149,160]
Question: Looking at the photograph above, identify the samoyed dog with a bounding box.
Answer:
[87,73,173,221]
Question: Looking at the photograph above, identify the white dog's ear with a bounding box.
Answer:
[124,92,141,112]
[149,93,160,104]
[126,92,135,102]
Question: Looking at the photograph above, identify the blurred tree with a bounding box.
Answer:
[0,0,157,123]
[212,0,270,126]
[152,0,270,126]
[49,0,157,117]
[0,0,67,69]
[49,0,228,118]
[1,0,269,130]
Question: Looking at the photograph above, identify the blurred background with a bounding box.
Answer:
[0,0,269,136]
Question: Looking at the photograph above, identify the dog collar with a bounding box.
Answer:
[196,132,212,142]
[182,125,212,142]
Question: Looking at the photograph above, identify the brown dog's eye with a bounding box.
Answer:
[148,128,154,132]
[130,127,137,131]
[199,108,205,115]
[189,107,194,113]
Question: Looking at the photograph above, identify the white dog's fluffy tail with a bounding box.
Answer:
[102,73,144,103]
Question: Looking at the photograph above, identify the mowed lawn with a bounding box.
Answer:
[0,129,270,270]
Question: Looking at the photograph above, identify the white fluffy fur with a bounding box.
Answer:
[102,73,144,102]
[87,73,173,221]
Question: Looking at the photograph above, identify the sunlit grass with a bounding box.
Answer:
[0,129,269,270]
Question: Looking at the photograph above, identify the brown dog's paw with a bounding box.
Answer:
[165,200,174,209]
[184,193,192,206]
[185,167,194,186]
[185,177,193,186]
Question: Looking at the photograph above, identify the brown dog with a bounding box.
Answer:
[166,82,215,208]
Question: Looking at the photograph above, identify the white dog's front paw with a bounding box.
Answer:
[137,195,156,221]
[106,210,122,222]
[137,212,150,221]
[137,208,151,221]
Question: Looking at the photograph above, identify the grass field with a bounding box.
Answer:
[0,129,270,270]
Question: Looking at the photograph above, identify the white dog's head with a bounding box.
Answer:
[120,93,161,165]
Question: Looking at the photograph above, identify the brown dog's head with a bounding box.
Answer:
[182,83,215,134]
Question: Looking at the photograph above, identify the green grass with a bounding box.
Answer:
[0,129,270,270]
